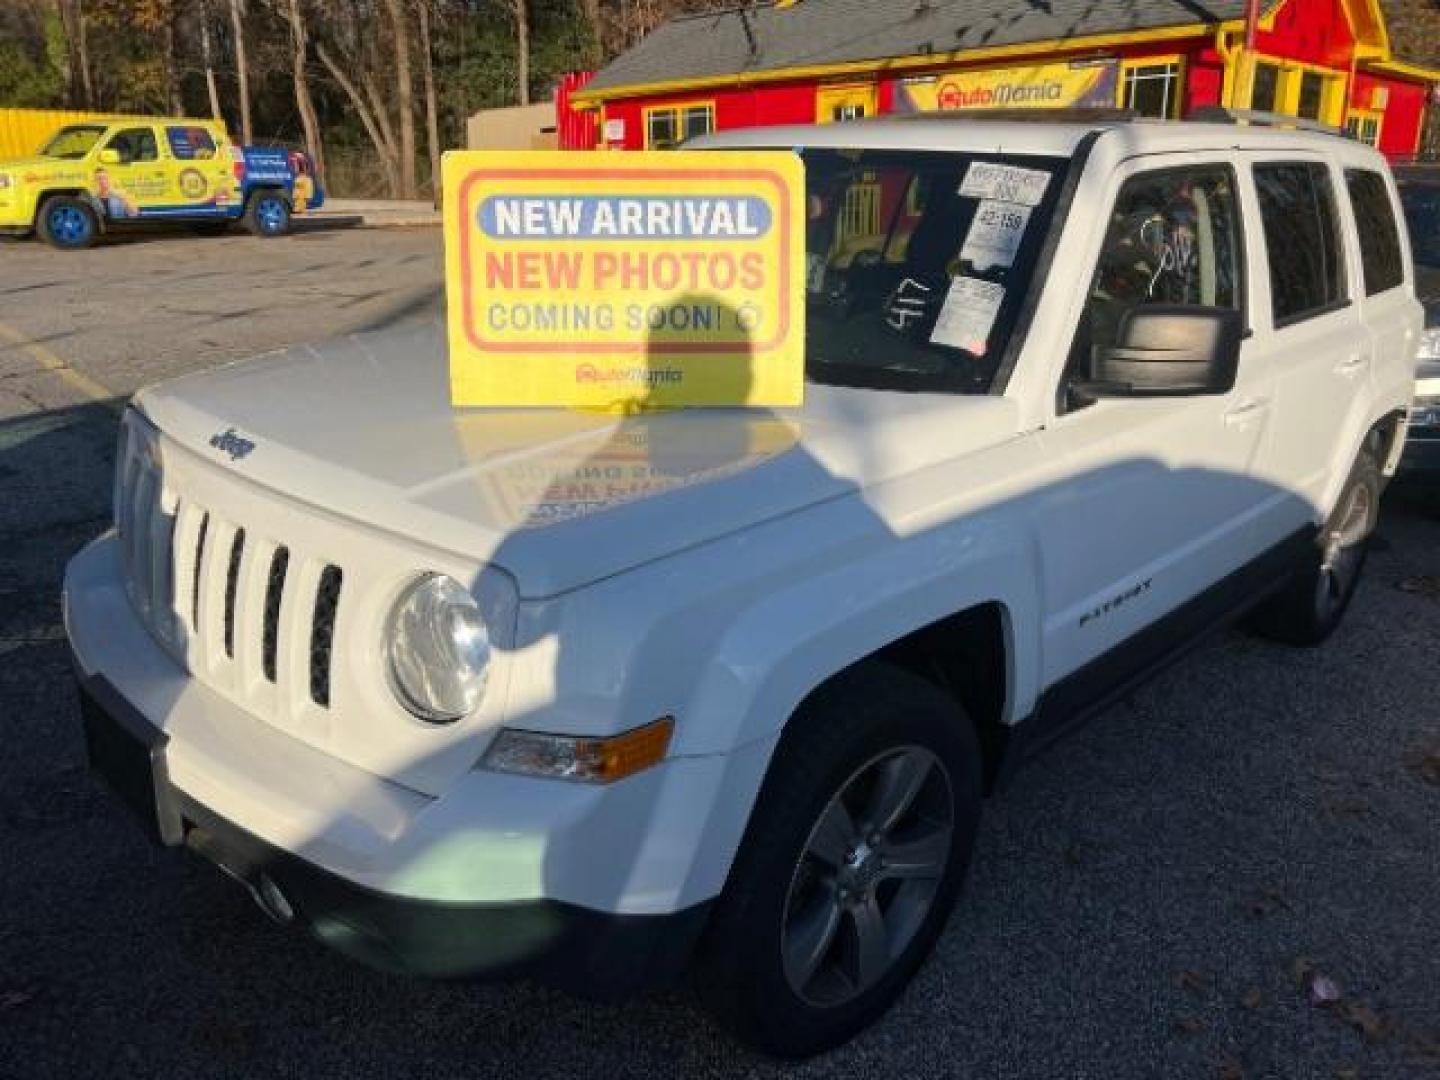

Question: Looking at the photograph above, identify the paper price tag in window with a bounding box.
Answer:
[930,277,1005,355]
[960,200,1032,272]
[959,162,1051,207]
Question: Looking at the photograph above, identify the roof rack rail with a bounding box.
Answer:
[891,107,1139,125]
[1191,106,1341,136]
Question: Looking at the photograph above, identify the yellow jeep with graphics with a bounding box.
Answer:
[0,117,322,249]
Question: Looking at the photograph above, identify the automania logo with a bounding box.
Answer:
[209,427,256,461]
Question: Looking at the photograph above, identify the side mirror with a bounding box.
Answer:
[97,148,121,165]
[1078,305,1243,398]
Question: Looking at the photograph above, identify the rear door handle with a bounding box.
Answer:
[1335,354,1369,375]
[1224,397,1271,425]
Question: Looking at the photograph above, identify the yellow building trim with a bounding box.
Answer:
[572,21,1250,105]
[1365,58,1440,82]
[1336,0,1390,56]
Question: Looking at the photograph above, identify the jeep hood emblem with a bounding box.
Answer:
[209,427,256,461]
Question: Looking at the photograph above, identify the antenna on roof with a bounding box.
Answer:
[1192,106,1341,136]
[739,3,758,56]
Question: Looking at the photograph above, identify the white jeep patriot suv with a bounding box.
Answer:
[66,114,1420,1057]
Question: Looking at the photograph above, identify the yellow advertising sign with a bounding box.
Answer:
[442,150,806,410]
[896,61,1118,113]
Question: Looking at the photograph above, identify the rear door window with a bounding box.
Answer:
[166,126,218,161]
[106,127,158,164]
[1344,169,1405,295]
[1254,162,1348,326]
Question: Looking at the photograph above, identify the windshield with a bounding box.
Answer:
[40,125,107,160]
[800,148,1069,394]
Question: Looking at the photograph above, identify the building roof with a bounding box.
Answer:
[584,0,1275,96]
[1380,0,1440,68]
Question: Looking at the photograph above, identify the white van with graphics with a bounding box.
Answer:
[66,114,1420,1056]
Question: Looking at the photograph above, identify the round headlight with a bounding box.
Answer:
[386,574,490,723]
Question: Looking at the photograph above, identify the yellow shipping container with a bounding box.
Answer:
[0,108,223,160]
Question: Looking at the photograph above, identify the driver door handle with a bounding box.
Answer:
[1335,354,1368,375]
[1224,397,1271,426]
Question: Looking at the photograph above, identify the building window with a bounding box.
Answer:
[1297,71,1325,120]
[1247,59,1345,125]
[1121,60,1182,119]
[644,103,714,149]
[1344,109,1383,147]
[1252,63,1282,112]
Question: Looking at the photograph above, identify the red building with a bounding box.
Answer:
[563,0,1440,159]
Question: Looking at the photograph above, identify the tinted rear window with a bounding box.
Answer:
[1345,169,1404,295]
[1254,162,1347,325]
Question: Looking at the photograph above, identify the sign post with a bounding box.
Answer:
[442,150,806,411]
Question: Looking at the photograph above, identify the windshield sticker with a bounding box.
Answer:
[959,163,1051,207]
[960,200,1033,272]
[930,277,1005,355]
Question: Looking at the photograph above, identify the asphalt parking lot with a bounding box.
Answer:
[2,229,1438,1079]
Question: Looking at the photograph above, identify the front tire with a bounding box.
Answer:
[695,663,982,1058]
[244,191,292,237]
[37,196,98,250]
[1250,441,1381,646]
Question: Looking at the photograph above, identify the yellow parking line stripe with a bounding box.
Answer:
[0,318,115,403]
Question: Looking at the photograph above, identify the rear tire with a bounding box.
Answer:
[244,191,291,237]
[36,196,98,250]
[694,662,982,1058]
[1250,441,1381,646]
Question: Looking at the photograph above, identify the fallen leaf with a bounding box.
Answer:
[1405,1028,1440,1062]
[1397,575,1440,597]
[1217,1058,1244,1080]
[1293,956,1318,986]
[1339,1002,1388,1044]
[1333,1068,1359,1080]
[1242,988,1264,1010]
[1176,1016,1205,1036]
[1323,797,1371,817]
[1248,888,1294,918]
[0,989,34,1010]
[1311,974,1343,1006]
[1176,970,1208,994]
[1405,747,1440,787]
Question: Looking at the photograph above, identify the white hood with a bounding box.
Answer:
[136,322,1022,598]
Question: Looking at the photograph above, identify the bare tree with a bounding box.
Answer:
[382,0,416,198]
[510,0,530,105]
[314,38,401,196]
[229,0,253,143]
[57,0,94,107]
[283,0,325,176]
[579,0,601,60]
[416,0,442,201]
[198,0,224,119]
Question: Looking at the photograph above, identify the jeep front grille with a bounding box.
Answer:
[118,441,344,714]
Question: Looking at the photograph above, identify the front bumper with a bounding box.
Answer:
[65,534,733,993]
[79,668,708,994]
